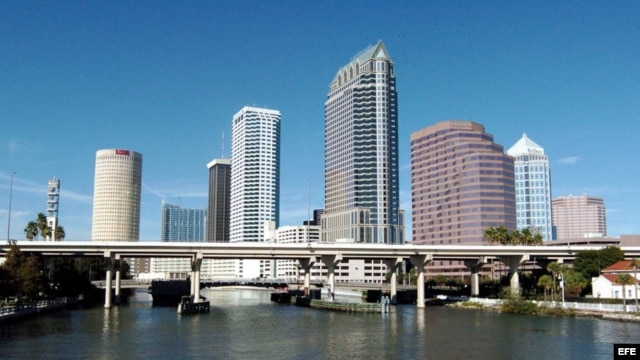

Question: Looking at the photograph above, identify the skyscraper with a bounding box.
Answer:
[153,203,207,277]
[552,195,606,240]
[207,158,231,242]
[91,149,142,241]
[160,203,207,242]
[410,121,516,245]
[230,106,281,243]
[507,134,553,241]
[322,40,403,244]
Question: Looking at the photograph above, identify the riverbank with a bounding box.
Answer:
[0,297,82,324]
[450,298,640,323]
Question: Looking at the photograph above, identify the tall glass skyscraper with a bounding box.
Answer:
[322,41,403,244]
[160,203,207,242]
[230,106,281,243]
[507,134,553,241]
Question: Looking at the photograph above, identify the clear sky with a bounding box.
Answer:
[1,1,638,241]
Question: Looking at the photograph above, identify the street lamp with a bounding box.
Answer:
[558,272,565,307]
[7,171,15,244]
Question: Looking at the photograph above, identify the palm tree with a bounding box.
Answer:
[54,225,65,241]
[36,213,49,240]
[495,225,510,245]
[629,258,640,312]
[510,230,522,245]
[537,274,554,301]
[24,221,38,240]
[616,274,635,312]
[532,232,543,245]
[547,262,563,301]
[520,228,533,245]
[484,227,498,245]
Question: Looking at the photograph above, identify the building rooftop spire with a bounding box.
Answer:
[507,133,544,156]
[331,40,392,84]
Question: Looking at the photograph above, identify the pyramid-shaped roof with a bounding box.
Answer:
[331,41,392,83]
[507,133,544,156]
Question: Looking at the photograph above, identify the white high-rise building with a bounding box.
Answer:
[229,106,281,279]
[507,134,553,241]
[91,149,142,241]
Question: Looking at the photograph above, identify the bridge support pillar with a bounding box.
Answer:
[383,257,404,304]
[298,257,316,296]
[464,257,488,298]
[192,253,203,302]
[114,255,122,305]
[321,254,342,301]
[104,252,114,309]
[410,254,433,308]
[498,254,529,296]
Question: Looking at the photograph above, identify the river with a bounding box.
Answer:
[1,288,639,359]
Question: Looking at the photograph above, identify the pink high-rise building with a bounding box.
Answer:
[552,195,606,240]
[410,120,516,245]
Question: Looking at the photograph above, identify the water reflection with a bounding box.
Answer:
[2,289,640,360]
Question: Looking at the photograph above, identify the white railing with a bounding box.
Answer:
[0,297,74,317]
[463,298,639,313]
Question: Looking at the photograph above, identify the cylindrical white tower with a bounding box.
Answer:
[91,149,143,241]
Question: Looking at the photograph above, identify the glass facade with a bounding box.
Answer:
[322,41,403,244]
[160,203,207,242]
[507,134,553,241]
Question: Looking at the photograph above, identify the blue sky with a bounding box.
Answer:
[1,1,638,241]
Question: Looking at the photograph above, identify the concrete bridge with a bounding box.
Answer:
[4,241,639,309]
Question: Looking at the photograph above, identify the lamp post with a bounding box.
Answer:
[558,272,565,308]
[7,171,15,244]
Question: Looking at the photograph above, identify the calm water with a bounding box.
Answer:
[1,289,639,359]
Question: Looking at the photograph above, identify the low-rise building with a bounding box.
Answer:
[591,260,639,299]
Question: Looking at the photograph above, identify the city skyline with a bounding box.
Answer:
[1,2,639,240]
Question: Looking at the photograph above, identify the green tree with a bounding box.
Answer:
[509,230,522,245]
[484,227,497,244]
[495,225,510,245]
[54,225,65,241]
[531,232,543,245]
[20,255,45,298]
[36,213,49,240]
[1,244,25,294]
[564,270,588,297]
[599,247,625,268]
[546,262,565,301]
[616,274,635,312]
[24,221,38,240]
[537,274,554,301]
[573,250,601,279]
[519,228,532,245]
[574,247,625,282]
